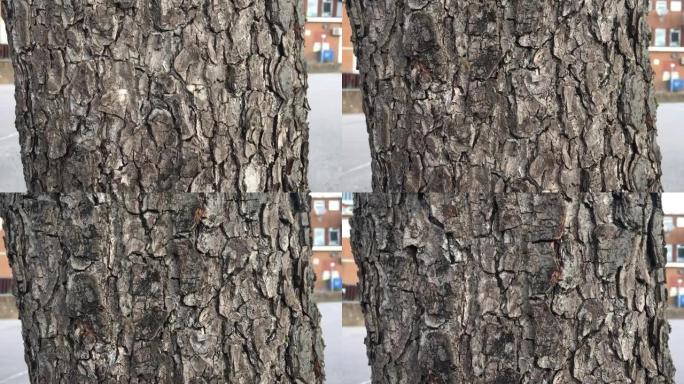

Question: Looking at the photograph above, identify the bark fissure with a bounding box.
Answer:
[346,0,661,192]
[0,193,324,383]
[2,0,309,193]
[351,193,674,383]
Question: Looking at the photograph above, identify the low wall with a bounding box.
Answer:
[342,89,363,114]
[342,301,364,327]
[0,294,18,319]
[0,60,14,84]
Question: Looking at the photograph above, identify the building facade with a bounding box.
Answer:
[664,213,684,305]
[340,192,358,288]
[310,193,344,291]
[302,0,344,66]
[0,218,13,294]
[648,0,684,91]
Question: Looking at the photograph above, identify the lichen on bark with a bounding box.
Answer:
[346,0,661,192]
[2,0,309,192]
[0,193,324,383]
[351,193,674,383]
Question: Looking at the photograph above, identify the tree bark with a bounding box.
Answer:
[0,193,324,383]
[346,0,661,192]
[2,0,309,193]
[351,193,674,383]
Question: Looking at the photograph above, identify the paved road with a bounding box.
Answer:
[308,74,343,192]
[318,302,371,384]
[657,103,684,192]
[0,312,683,383]
[0,85,23,193]
[342,114,372,192]
[0,320,26,384]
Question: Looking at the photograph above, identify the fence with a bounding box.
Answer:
[342,284,360,301]
[0,45,9,60]
[342,73,361,89]
[0,278,14,295]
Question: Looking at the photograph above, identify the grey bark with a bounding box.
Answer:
[2,0,309,193]
[351,193,674,383]
[346,0,661,192]
[0,193,324,383]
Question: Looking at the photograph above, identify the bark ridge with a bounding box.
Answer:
[0,193,324,383]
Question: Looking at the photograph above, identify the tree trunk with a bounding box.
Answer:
[2,0,308,193]
[0,193,324,383]
[351,193,674,383]
[346,0,661,192]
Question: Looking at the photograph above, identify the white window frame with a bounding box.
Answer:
[306,0,318,17]
[313,200,326,215]
[672,0,682,11]
[328,200,340,211]
[314,228,326,246]
[656,0,669,14]
[655,28,667,47]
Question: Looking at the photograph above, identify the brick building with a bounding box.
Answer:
[341,7,355,74]
[302,0,343,66]
[310,193,343,291]
[664,212,684,305]
[340,192,358,289]
[0,218,13,294]
[648,0,684,92]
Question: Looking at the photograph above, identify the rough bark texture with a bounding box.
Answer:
[2,0,309,193]
[346,0,661,192]
[0,193,324,383]
[351,193,674,383]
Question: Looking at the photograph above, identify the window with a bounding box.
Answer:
[329,228,340,245]
[342,192,354,204]
[672,29,681,46]
[673,0,682,11]
[322,0,332,17]
[678,244,684,262]
[677,217,684,227]
[328,200,340,211]
[656,0,669,14]
[307,0,318,17]
[665,217,674,232]
[666,244,674,261]
[313,200,326,215]
[655,28,667,46]
[336,0,343,17]
[314,228,326,246]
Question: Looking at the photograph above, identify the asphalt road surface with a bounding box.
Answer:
[0,85,23,193]
[308,73,343,192]
[657,103,684,192]
[342,114,372,192]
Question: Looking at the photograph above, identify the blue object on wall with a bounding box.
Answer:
[671,79,684,92]
[321,49,334,63]
[679,294,684,307]
[331,277,343,290]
